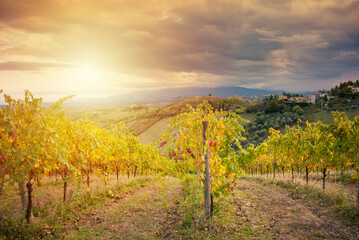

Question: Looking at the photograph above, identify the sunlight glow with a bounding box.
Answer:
[72,65,103,93]
[76,67,100,80]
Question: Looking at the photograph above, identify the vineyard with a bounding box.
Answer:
[1,90,359,239]
[240,112,359,191]
[0,91,171,222]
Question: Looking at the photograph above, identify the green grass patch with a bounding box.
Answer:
[305,107,359,124]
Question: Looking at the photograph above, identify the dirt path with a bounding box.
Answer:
[233,178,358,240]
[38,176,358,239]
[64,177,182,239]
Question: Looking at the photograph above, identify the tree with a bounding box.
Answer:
[292,105,304,115]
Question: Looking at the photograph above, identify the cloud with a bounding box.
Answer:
[0,0,358,93]
[0,61,76,71]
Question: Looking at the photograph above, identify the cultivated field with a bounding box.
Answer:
[1,174,358,239]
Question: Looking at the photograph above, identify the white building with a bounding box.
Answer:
[310,93,321,104]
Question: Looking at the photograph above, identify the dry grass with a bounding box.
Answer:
[252,171,358,202]
[0,174,151,218]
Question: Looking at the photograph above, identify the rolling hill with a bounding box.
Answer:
[125,96,229,136]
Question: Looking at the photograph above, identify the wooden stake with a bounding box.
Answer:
[202,121,211,224]
[25,181,33,224]
[63,181,67,202]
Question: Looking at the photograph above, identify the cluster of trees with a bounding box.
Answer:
[239,112,359,190]
[246,95,308,114]
[208,95,244,112]
[242,111,304,147]
[281,92,304,98]
[0,90,169,223]
[323,80,359,108]
[329,80,359,98]
[245,100,265,113]
[264,96,309,113]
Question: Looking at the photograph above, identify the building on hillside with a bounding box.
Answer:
[278,95,288,100]
[289,96,311,103]
[298,97,311,103]
[352,87,359,93]
[310,92,321,104]
[350,98,359,108]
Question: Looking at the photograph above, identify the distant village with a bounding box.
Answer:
[262,83,359,109]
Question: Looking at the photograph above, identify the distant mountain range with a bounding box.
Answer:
[104,86,284,103]
[1,87,287,106]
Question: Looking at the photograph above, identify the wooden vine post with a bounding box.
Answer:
[202,121,211,228]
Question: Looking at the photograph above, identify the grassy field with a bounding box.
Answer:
[138,117,171,144]
[305,107,359,124]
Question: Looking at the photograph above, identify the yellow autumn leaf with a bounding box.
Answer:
[3,204,9,212]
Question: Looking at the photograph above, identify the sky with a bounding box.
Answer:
[0,0,359,102]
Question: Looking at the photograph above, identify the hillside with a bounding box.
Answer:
[161,96,226,111]
[125,96,229,136]
[138,118,171,144]
[63,103,149,129]
[63,96,230,136]
[305,107,359,124]
[136,99,359,145]
[63,95,359,145]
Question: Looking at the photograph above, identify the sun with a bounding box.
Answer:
[71,65,104,93]
[76,66,99,80]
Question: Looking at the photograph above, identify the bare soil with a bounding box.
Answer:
[1,176,358,239]
[63,177,182,239]
[232,178,359,240]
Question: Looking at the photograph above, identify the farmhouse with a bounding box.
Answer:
[278,95,288,100]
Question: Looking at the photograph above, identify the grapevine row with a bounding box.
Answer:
[0,90,171,223]
[239,112,359,189]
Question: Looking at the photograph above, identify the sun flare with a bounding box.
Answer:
[68,65,106,94]
[76,66,100,80]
